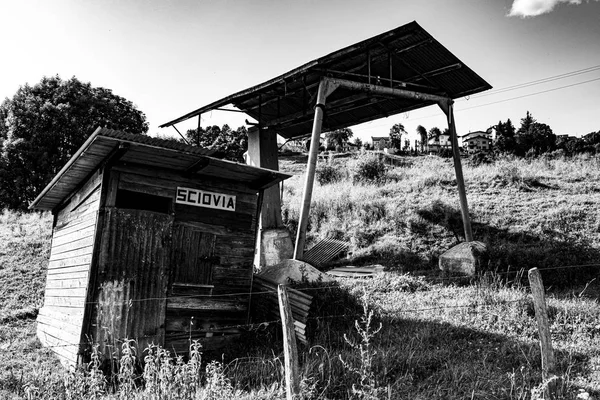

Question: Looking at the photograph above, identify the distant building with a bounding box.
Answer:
[557,134,578,140]
[344,141,360,152]
[427,134,451,153]
[461,131,492,154]
[371,136,391,151]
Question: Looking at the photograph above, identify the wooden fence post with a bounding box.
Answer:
[528,267,558,398]
[278,284,300,400]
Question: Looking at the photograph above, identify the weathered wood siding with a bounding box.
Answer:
[91,208,172,359]
[37,170,102,366]
[96,165,260,354]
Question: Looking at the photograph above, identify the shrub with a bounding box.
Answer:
[438,148,453,158]
[317,164,343,185]
[339,290,384,400]
[468,151,495,167]
[352,154,387,184]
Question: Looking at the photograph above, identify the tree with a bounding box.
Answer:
[389,123,406,150]
[353,137,363,148]
[583,131,600,146]
[519,111,535,135]
[416,125,427,152]
[493,119,517,154]
[325,128,353,151]
[0,75,148,210]
[514,111,556,156]
[428,127,441,141]
[564,137,587,155]
[185,124,248,162]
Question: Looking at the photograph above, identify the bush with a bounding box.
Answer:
[468,151,495,167]
[316,164,343,185]
[438,148,453,158]
[352,154,386,184]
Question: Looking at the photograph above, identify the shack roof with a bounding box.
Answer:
[160,21,491,139]
[30,127,290,211]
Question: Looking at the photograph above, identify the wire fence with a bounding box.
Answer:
[39,295,530,351]
[32,262,600,351]
[33,262,600,308]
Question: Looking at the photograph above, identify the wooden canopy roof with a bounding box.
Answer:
[30,127,290,211]
[160,21,491,139]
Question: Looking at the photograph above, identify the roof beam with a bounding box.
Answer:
[326,77,450,103]
[237,80,321,116]
[264,93,372,130]
[265,73,451,132]
[377,40,444,91]
[263,76,449,134]
[271,97,433,136]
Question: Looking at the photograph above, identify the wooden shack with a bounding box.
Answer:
[30,127,289,367]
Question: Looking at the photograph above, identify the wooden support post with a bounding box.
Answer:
[294,78,331,259]
[247,128,284,228]
[439,100,473,242]
[528,268,557,387]
[196,114,201,146]
[247,127,292,268]
[278,284,300,400]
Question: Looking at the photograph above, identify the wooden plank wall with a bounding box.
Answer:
[37,170,102,367]
[166,223,246,353]
[112,164,260,354]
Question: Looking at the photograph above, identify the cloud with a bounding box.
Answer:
[509,0,593,17]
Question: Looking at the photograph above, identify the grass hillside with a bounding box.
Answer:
[0,211,63,399]
[0,153,599,399]
[280,153,600,285]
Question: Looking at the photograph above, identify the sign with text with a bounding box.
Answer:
[175,187,236,212]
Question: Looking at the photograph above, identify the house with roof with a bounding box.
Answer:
[371,136,391,151]
[427,134,451,153]
[461,131,492,153]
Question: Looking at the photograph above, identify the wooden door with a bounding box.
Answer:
[165,223,219,352]
[92,208,173,360]
[170,224,217,295]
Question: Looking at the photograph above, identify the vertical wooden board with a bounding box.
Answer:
[166,224,221,352]
[171,224,216,285]
[92,208,172,360]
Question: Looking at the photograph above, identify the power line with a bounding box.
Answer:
[458,76,600,112]
[466,64,600,99]
[357,65,600,132]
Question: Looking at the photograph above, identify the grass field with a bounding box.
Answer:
[1,153,599,399]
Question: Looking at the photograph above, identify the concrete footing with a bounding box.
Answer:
[258,259,334,284]
[439,241,489,276]
[256,228,294,269]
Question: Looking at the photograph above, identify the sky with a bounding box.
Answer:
[1,0,599,146]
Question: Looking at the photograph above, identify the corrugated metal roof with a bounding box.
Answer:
[30,127,290,211]
[160,21,492,139]
[252,275,312,345]
[301,239,350,269]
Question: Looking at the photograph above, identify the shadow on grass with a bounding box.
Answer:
[370,315,591,399]
[415,200,600,286]
[228,308,593,399]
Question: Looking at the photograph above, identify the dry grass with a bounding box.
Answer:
[1,153,599,399]
[281,153,600,284]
